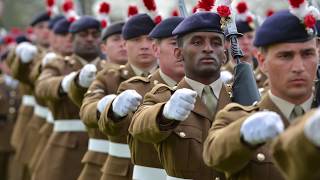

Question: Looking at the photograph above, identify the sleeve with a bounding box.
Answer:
[271,109,320,180]
[68,73,88,107]
[202,103,260,177]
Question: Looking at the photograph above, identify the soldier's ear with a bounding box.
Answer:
[152,42,160,59]
[223,49,229,64]
[257,51,268,74]
[174,47,183,61]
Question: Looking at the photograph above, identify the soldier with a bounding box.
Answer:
[271,108,320,180]
[33,16,101,180]
[129,12,231,180]
[80,13,157,180]
[99,16,184,180]
[9,11,50,180]
[203,10,318,180]
[0,53,21,180]
[73,22,127,180]
[30,17,73,175]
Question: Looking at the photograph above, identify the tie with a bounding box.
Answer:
[290,105,305,121]
[141,72,150,77]
[202,85,218,116]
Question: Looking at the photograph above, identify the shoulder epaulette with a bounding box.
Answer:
[223,102,259,112]
[149,83,173,94]
[125,76,150,83]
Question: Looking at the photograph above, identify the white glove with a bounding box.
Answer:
[112,90,142,118]
[97,94,117,113]
[220,70,233,83]
[42,52,57,67]
[304,108,320,147]
[78,64,97,88]
[61,72,77,93]
[240,111,284,145]
[163,88,197,121]
[15,42,38,63]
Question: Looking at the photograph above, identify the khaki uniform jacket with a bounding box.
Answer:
[33,54,89,180]
[0,76,21,152]
[203,93,291,180]
[80,63,135,179]
[129,79,231,180]
[68,60,117,180]
[271,109,320,180]
[101,70,165,169]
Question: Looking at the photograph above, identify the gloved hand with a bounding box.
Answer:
[112,90,142,118]
[15,42,38,63]
[42,52,57,67]
[78,64,97,88]
[220,70,233,83]
[163,88,197,121]
[61,72,77,93]
[304,108,320,147]
[97,94,117,113]
[240,111,284,145]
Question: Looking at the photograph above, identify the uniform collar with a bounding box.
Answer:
[130,64,157,76]
[268,90,313,122]
[184,76,223,98]
[159,70,177,87]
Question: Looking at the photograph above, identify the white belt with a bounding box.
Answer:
[133,165,167,180]
[88,139,109,153]
[46,111,54,124]
[108,142,131,158]
[166,176,192,180]
[22,95,36,107]
[53,120,86,132]
[34,104,49,119]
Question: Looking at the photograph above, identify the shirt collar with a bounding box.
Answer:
[184,76,223,98]
[159,70,177,87]
[130,64,157,76]
[268,90,313,121]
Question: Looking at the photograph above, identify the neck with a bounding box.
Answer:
[187,73,219,85]
[129,60,157,72]
[161,69,184,83]
[77,53,98,62]
[271,89,312,105]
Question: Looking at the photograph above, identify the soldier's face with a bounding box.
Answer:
[177,32,226,80]
[101,34,127,65]
[56,33,73,56]
[33,21,50,47]
[258,39,318,103]
[73,28,101,58]
[238,31,256,60]
[154,37,184,82]
[125,35,157,69]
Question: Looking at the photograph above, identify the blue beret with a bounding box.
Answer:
[122,14,156,40]
[15,35,31,44]
[172,12,223,37]
[30,12,51,27]
[69,16,101,34]
[236,21,254,34]
[49,15,65,29]
[53,18,71,35]
[101,21,125,41]
[254,10,317,47]
[149,17,184,39]
[316,20,320,37]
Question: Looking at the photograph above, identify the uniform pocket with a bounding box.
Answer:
[104,156,131,176]
[49,132,78,149]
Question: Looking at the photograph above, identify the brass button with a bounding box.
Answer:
[172,86,178,90]
[9,107,16,114]
[215,177,220,180]
[153,80,159,85]
[10,91,16,97]
[147,74,152,79]
[122,70,128,76]
[179,132,186,138]
[257,153,265,162]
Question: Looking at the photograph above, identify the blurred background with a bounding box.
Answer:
[0,0,318,29]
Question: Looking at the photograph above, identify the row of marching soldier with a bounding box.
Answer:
[0,0,320,180]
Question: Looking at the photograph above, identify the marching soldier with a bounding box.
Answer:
[33,16,102,180]
[30,17,74,175]
[80,13,157,180]
[130,12,231,180]
[71,21,127,180]
[9,11,50,180]
[203,10,318,180]
[271,108,320,180]
[100,16,184,180]
[0,55,21,180]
